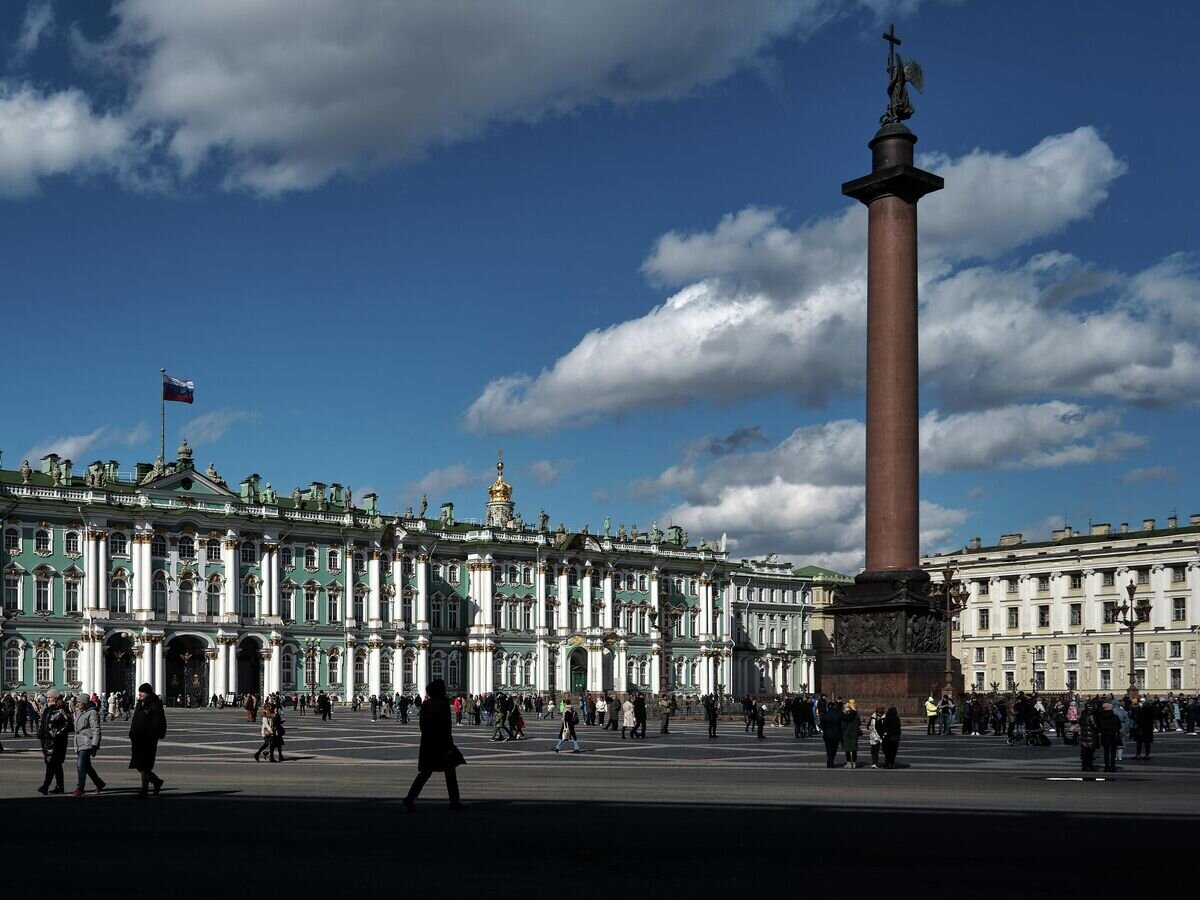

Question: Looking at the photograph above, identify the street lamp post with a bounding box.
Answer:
[1025,646,1039,695]
[938,567,968,699]
[1114,581,1152,701]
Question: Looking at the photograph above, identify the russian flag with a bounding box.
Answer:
[163,375,195,404]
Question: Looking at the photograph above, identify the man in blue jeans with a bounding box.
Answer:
[72,695,105,797]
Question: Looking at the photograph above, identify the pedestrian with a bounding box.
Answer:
[1097,701,1121,772]
[704,694,718,738]
[128,683,167,795]
[633,692,648,739]
[254,703,276,761]
[371,694,380,723]
[658,693,672,734]
[867,705,885,768]
[554,707,581,753]
[402,679,465,812]
[841,698,861,768]
[924,694,937,735]
[621,696,635,739]
[880,706,902,768]
[1134,700,1155,760]
[72,695,105,796]
[269,704,287,762]
[37,689,72,794]
[596,695,607,728]
[755,699,766,739]
[821,700,843,767]
[1079,700,1099,772]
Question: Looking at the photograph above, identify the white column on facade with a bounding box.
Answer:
[214,639,228,698]
[587,641,603,692]
[479,561,495,631]
[650,570,661,629]
[368,640,382,697]
[93,630,106,693]
[582,567,594,630]
[391,555,404,625]
[368,551,382,628]
[416,640,429,693]
[228,640,239,695]
[153,638,166,694]
[615,642,627,694]
[131,534,146,611]
[134,639,147,690]
[556,566,570,634]
[650,645,661,693]
[416,553,430,629]
[222,537,238,618]
[261,543,278,617]
[699,577,713,640]
[83,532,96,613]
[536,564,548,632]
[602,568,614,631]
[344,544,354,629]
[96,532,109,611]
[142,534,153,612]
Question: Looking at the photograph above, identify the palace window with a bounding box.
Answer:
[448,565,459,585]
[1066,644,1078,661]
[1066,670,1078,691]
[64,578,79,613]
[380,653,392,690]
[1037,577,1049,592]
[328,651,342,685]
[4,574,20,611]
[328,588,341,622]
[3,529,18,552]
[509,566,519,584]
[281,586,294,621]
[1004,671,1015,691]
[1070,574,1082,590]
[493,565,503,584]
[179,580,194,616]
[354,652,366,686]
[150,535,166,557]
[109,571,129,613]
[305,654,318,687]
[305,586,318,621]
[1171,668,1182,690]
[241,542,257,565]
[179,536,196,559]
[3,645,20,686]
[403,653,415,687]
[1069,603,1082,626]
[1173,597,1187,621]
[355,553,366,574]
[448,653,460,688]
[639,575,648,592]
[449,601,459,632]
[523,567,533,586]
[110,532,128,556]
[1171,567,1185,583]
[403,557,414,577]
[974,647,985,663]
[1004,646,1014,662]
[1006,608,1018,629]
[1006,578,1016,594]
[1102,572,1115,587]
[1137,569,1149,585]
[1034,645,1045,662]
[35,573,51,613]
[305,547,317,570]
[66,531,81,555]
[64,648,79,684]
[35,648,51,683]
[328,549,340,572]
[353,589,365,622]
[1134,642,1146,660]
[1038,605,1050,628]
[432,598,443,631]
[568,569,578,588]
[402,591,413,623]
[1099,643,1111,660]
[524,603,533,632]
[206,540,219,562]
[978,609,989,630]
[1099,669,1111,690]
[1169,641,1182,658]
[434,563,443,581]
[282,650,295,688]
[241,578,258,617]
[974,671,985,691]
[207,578,221,615]
[1103,602,1117,624]
[152,576,167,615]
[431,653,445,683]
[281,546,293,568]
[35,529,51,553]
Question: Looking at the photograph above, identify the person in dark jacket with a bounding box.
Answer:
[821,701,844,767]
[37,690,73,794]
[402,679,464,811]
[1078,701,1099,771]
[880,706,902,768]
[841,699,861,767]
[1096,702,1121,772]
[554,707,581,753]
[129,683,167,796]
[1134,701,1156,760]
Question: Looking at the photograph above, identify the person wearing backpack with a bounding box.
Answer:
[37,690,73,794]
[553,707,581,753]
[129,683,167,795]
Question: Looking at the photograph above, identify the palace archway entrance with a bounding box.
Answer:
[568,647,586,695]
[236,637,264,698]
[165,635,209,708]
[104,633,136,700]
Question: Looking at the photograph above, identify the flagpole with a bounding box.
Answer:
[160,368,166,464]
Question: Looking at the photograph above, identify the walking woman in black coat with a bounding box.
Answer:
[129,683,167,796]
[402,679,464,811]
[821,701,844,767]
[880,706,902,768]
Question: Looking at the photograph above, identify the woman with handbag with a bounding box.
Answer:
[403,679,465,811]
[254,703,276,761]
[553,707,581,753]
[269,705,287,762]
[867,705,886,768]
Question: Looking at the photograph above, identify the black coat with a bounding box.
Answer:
[38,704,73,763]
[128,695,167,771]
[820,707,843,740]
[417,695,460,772]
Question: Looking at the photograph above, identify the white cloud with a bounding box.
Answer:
[1118,465,1178,485]
[180,409,260,445]
[404,463,491,500]
[592,489,609,504]
[528,459,561,485]
[466,128,1153,432]
[23,422,151,464]
[0,83,131,197]
[13,1,55,62]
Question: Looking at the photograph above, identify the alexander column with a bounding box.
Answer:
[825,26,960,712]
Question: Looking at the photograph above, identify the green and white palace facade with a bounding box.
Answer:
[1,443,819,705]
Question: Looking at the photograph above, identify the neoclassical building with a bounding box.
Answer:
[1,444,819,704]
[922,516,1200,696]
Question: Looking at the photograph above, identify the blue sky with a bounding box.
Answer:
[2,1,1196,572]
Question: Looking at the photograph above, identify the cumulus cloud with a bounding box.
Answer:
[180,409,260,445]
[466,128,1160,432]
[1118,465,1178,485]
[404,463,491,500]
[13,1,55,63]
[528,459,561,485]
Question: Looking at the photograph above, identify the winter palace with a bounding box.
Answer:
[922,516,1200,696]
[1,443,819,705]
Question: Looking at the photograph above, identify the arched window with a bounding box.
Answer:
[448,564,459,585]
[353,587,366,622]
[304,653,317,688]
[327,587,341,622]
[35,529,51,553]
[304,584,318,621]
[402,589,413,623]
[675,657,686,688]
[150,534,166,557]
[431,597,443,630]
[381,652,392,690]
[64,574,80,613]
[109,532,128,556]
[64,647,79,684]
[758,626,765,645]
[282,649,295,687]
[328,650,342,685]
[403,652,415,688]
[403,557,414,577]
[354,553,366,574]
[328,549,340,571]
[4,645,20,686]
[508,655,520,686]
[179,580,194,616]
[354,651,366,687]
[206,539,221,562]
[493,565,503,584]
[449,600,460,632]
[508,566,519,585]
[523,567,533,586]
[206,577,221,615]
[109,571,129,613]
[689,579,697,596]
[3,528,19,553]
[524,657,533,685]
[240,542,257,565]
[431,652,445,683]
[493,652,503,687]
[639,575,648,592]
[35,571,52,613]
[304,547,317,570]
[447,652,460,688]
[638,659,648,686]
[151,575,167,615]
[35,648,52,683]
[241,577,258,617]
[281,546,293,568]
[66,531,81,555]
[281,585,294,621]
[178,536,195,559]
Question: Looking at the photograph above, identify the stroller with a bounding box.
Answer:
[1008,712,1051,746]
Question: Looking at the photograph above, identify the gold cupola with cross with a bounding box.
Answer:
[486,450,514,527]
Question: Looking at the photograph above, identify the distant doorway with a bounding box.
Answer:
[569,648,586,695]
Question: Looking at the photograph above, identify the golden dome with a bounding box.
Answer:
[488,453,512,503]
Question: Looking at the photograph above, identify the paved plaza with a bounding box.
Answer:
[2,708,1197,893]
